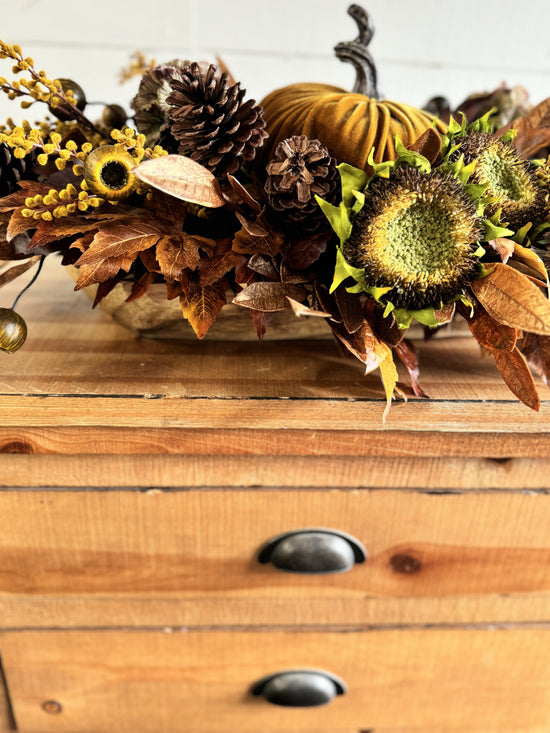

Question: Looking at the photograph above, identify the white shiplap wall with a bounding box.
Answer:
[1,0,550,124]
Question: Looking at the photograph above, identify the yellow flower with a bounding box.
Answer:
[82,145,136,200]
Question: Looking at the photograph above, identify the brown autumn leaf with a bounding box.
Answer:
[226,174,262,213]
[75,216,163,268]
[156,234,201,281]
[330,318,390,375]
[510,243,549,285]
[125,271,156,303]
[408,127,442,164]
[470,263,550,335]
[133,155,225,207]
[247,254,279,279]
[499,97,550,157]
[466,304,517,352]
[518,332,550,387]
[232,281,308,312]
[232,215,285,257]
[0,181,51,213]
[491,346,540,411]
[334,285,364,334]
[363,299,404,347]
[180,280,228,338]
[199,247,243,286]
[251,309,277,340]
[282,231,332,270]
[74,256,135,289]
[91,270,128,307]
[395,340,429,398]
[6,208,35,242]
[0,256,41,288]
[433,302,456,325]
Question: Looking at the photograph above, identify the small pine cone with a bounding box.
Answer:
[166,63,268,177]
[265,136,339,233]
[0,143,36,198]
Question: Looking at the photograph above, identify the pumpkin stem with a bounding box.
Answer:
[334,4,379,99]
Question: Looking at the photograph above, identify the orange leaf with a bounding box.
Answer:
[519,333,550,387]
[180,281,228,339]
[74,256,134,289]
[408,127,442,164]
[75,217,163,267]
[133,155,225,207]
[470,263,550,336]
[156,235,201,281]
[0,256,41,288]
[466,305,517,352]
[492,347,540,411]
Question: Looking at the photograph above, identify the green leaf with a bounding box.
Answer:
[394,137,431,172]
[367,147,395,179]
[483,218,514,241]
[330,246,367,294]
[337,163,369,208]
[315,197,352,245]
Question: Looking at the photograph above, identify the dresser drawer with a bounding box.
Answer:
[1,488,550,627]
[1,627,549,733]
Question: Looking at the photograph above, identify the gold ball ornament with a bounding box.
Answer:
[0,308,28,354]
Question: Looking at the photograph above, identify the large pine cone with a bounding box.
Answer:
[265,135,339,232]
[166,63,268,177]
[0,143,36,198]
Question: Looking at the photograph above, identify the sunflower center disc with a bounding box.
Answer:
[100,160,129,190]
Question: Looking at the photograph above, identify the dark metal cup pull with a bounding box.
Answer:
[258,528,367,574]
[251,669,347,707]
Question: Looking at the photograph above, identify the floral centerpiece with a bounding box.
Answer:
[2,4,550,418]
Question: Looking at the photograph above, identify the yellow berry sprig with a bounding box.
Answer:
[20,183,105,221]
[118,51,157,85]
[0,40,100,135]
[0,126,93,175]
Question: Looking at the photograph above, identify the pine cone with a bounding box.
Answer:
[265,136,339,232]
[166,63,268,177]
[0,143,36,198]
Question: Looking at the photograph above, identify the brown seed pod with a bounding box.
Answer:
[49,78,87,121]
[0,308,28,353]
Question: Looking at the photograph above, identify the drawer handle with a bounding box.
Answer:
[258,528,366,574]
[251,669,347,707]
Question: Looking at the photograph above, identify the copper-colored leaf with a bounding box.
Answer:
[282,231,331,270]
[499,97,550,157]
[466,305,517,352]
[334,285,364,334]
[199,248,243,286]
[156,235,201,281]
[233,281,308,312]
[247,254,279,279]
[492,346,540,411]
[433,302,456,325]
[125,271,155,303]
[226,174,262,213]
[0,181,50,213]
[330,319,390,375]
[395,340,429,398]
[75,217,163,268]
[510,243,549,285]
[74,256,134,289]
[518,332,550,387]
[0,256,41,288]
[251,309,277,340]
[180,280,228,339]
[471,263,550,335]
[92,271,128,307]
[6,208,35,242]
[364,299,404,347]
[133,155,225,207]
[232,216,284,257]
[30,214,118,249]
[408,127,442,164]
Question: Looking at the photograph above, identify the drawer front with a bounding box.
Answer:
[1,628,549,733]
[2,489,550,627]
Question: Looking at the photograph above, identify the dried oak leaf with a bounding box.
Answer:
[73,215,164,289]
[180,279,228,339]
[125,271,156,303]
[232,281,308,311]
[133,155,225,207]
[156,234,202,281]
[471,263,550,335]
[518,332,550,386]
[199,245,243,287]
[92,270,129,307]
[491,346,540,411]
[232,213,284,257]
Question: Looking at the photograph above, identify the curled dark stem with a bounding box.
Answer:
[334,4,379,99]
[11,255,46,310]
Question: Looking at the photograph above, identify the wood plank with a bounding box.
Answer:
[1,628,550,732]
[2,489,550,627]
[2,454,550,489]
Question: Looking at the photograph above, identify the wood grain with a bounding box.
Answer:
[1,489,550,627]
[1,628,550,732]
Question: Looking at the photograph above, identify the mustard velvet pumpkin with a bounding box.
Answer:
[260,82,447,170]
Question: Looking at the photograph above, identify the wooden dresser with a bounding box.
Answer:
[1,259,550,733]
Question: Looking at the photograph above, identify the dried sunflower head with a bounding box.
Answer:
[453,131,547,230]
[83,145,136,201]
[343,167,483,310]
